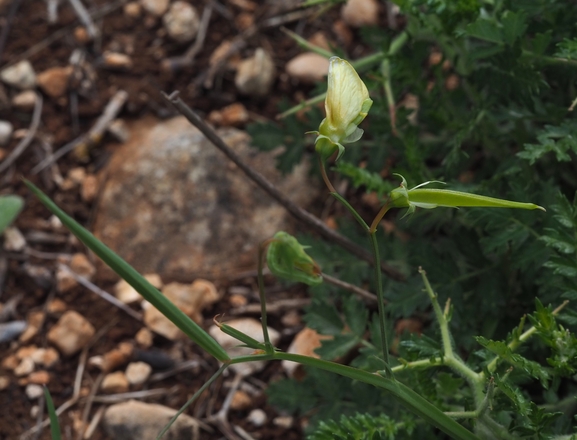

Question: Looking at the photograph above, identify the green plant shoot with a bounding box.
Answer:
[0,194,24,234]
[266,231,323,286]
[389,174,545,215]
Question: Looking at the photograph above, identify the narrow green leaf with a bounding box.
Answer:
[24,180,230,362]
[0,195,24,234]
[43,387,62,440]
[408,189,545,211]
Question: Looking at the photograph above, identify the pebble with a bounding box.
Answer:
[230,390,252,410]
[162,2,199,43]
[247,409,267,427]
[135,327,153,348]
[19,310,45,342]
[124,1,142,17]
[107,118,130,142]
[81,174,99,202]
[273,415,293,429]
[139,0,169,16]
[235,48,275,97]
[282,327,331,377]
[26,370,51,385]
[23,263,53,290]
[3,227,26,252]
[286,52,330,84]
[144,280,219,340]
[114,273,162,304]
[36,66,73,98]
[30,347,60,368]
[208,103,249,127]
[25,384,44,400]
[0,320,27,343]
[101,342,134,372]
[47,310,95,356]
[103,400,199,439]
[208,318,280,376]
[229,294,247,308]
[14,357,35,376]
[125,361,152,385]
[0,376,9,391]
[101,371,129,393]
[341,0,380,27]
[2,354,18,370]
[0,120,13,145]
[102,52,133,70]
[11,90,36,111]
[70,252,96,279]
[47,298,67,313]
[0,60,36,89]
[56,266,77,293]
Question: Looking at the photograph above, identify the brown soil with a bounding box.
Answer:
[0,0,381,439]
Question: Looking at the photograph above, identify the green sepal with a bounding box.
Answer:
[266,231,323,286]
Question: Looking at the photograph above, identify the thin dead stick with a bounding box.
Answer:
[91,387,178,403]
[162,1,214,73]
[0,93,43,174]
[67,0,99,38]
[31,90,128,174]
[77,373,104,440]
[59,263,143,321]
[82,406,104,439]
[162,91,405,281]
[322,272,379,303]
[149,359,200,382]
[209,373,244,440]
[230,297,310,315]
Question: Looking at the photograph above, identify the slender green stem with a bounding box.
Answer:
[391,358,444,373]
[257,240,274,353]
[281,27,335,58]
[156,363,229,440]
[331,192,370,231]
[371,231,391,371]
[370,200,391,234]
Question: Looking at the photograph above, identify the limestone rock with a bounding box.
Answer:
[47,311,95,356]
[125,361,152,385]
[286,52,330,83]
[248,408,267,427]
[25,384,44,399]
[135,327,153,347]
[341,0,380,27]
[103,400,199,440]
[37,66,73,98]
[209,318,280,376]
[0,120,13,145]
[139,0,169,16]
[101,371,129,393]
[282,327,332,376]
[93,116,317,278]
[114,274,162,304]
[235,48,275,97]
[143,280,219,340]
[163,2,199,43]
[3,226,26,251]
[0,60,36,89]
[208,103,249,127]
[11,90,36,110]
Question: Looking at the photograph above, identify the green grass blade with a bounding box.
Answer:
[43,386,62,440]
[0,194,24,234]
[409,189,545,211]
[25,180,230,362]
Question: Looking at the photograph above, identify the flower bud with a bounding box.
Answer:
[266,232,322,286]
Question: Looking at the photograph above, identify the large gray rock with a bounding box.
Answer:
[94,116,315,278]
[103,400,198,440]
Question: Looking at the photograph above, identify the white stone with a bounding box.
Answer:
[11,90,36,110]
[30,347,60,368]
[341,0,380,27]
[144,280,219,340]
[102,52,133,70]
[0,120,13,145]
[114,274,162,304]
[235,48,276,97]
[0,60,36,89]
[163,2,200,43]
[14,357,35,376]
[139,0,169,16]
[25,384,44,400]
[286,52,330,84]
[208,318,280,376]
[135,327,153,347]
[282,327,331,376]
[103,400,199,440]
[47,310,95,356]
[273,416,293,429]
[125,361,152,385]
[247,408,267,427]
[3,226,26,252]
[101,371,129,393]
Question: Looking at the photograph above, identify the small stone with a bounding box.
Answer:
[37,66,73,98]
[144,280,219,340]
[235,48,275,97]
[125,361,152,385]
[101,371,129,393]
[341,0,379,27]
[16,345,38,360]
[282,327,332,376]
[103,400,199,440]
[101,342,134,372]
[114,273,162,304]
[11,90,36,110]
[0,60,36,89]
[162,2,200,43]
[139,0,169,16]
[47,298,67,313]
[2,354,19,370]
[30,347,60,368]
[286,52,330,84]
[56,266,77,293]
[70,253,96,279]
[230,390,252,410]
[229,294,247,308]
[23,263,53,290]
[47,310,95,356]
[81,174,99,202]
[68,167,86,184]
[108,119,130,142]
[308,32,331,51]
[27,370,50,385]
[0,320,27,343]
[280,309,301,327]
[208,103,249,127]
[209,318,280,376]
[88,355,104,369]
[273,416,293,429]
[73,26,91,44]
[135,327,153,348]
[235,12,254,31]
[0,120,13,145]
[14,357,35,376]
[247,409,267,427]
[19,310,45,342]
[25,384,44,400]
[3,226,26,252]
[332,20,353,46]
[102,52,133,70]
[124,1,142,17]
[0,376,9,390]
[210,40,233,67]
